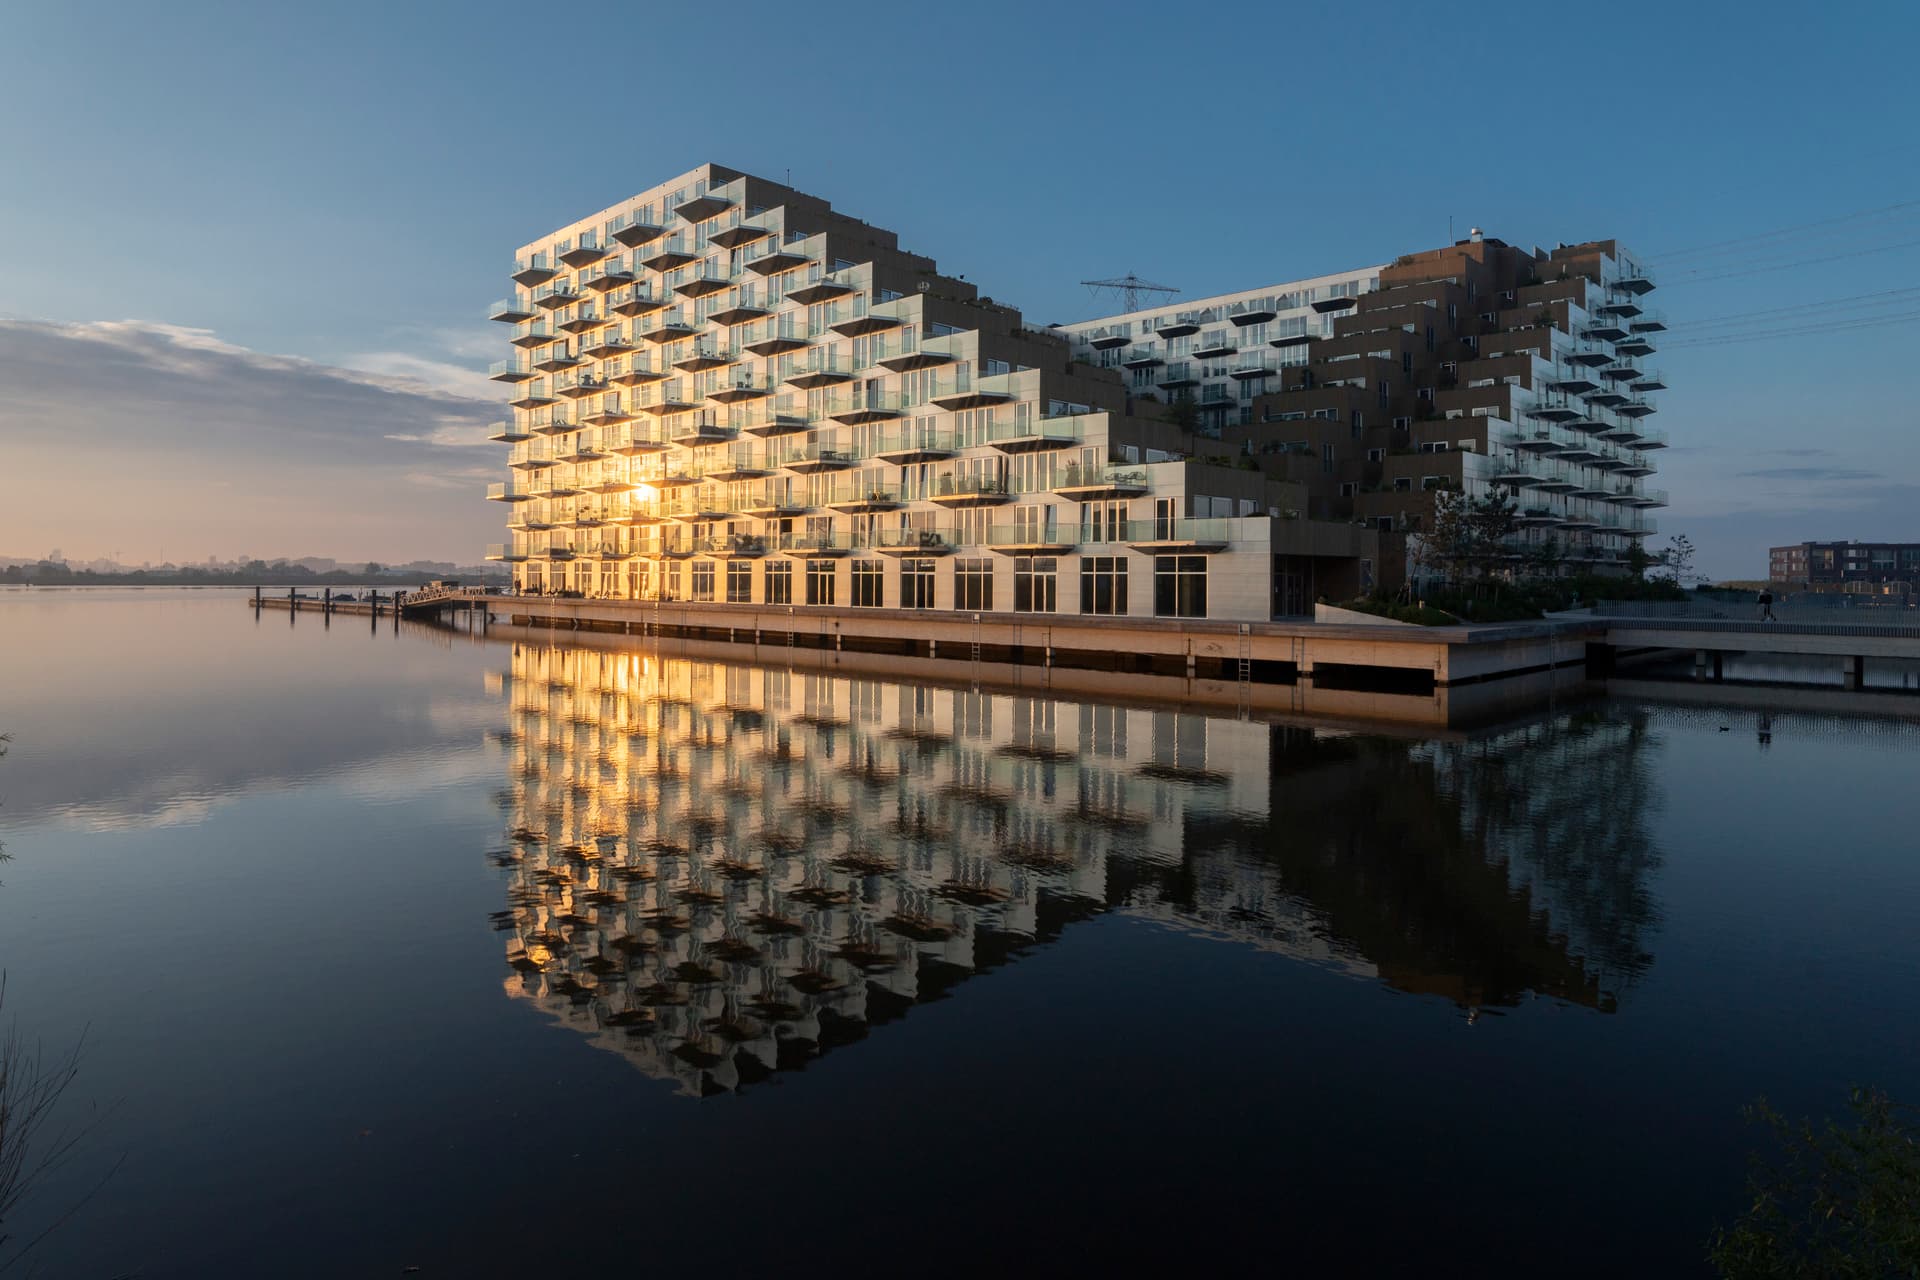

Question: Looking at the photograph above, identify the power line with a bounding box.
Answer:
[1647,199,1920,261]
[1663,309,1920,349]
[1656,236,1920,287]
[1665,285,1920,331]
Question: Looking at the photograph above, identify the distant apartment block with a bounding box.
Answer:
[485,164,1385,621]
[1770,541,1920,592]
[1055,231,1667,574]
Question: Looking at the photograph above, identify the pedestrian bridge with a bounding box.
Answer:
[1572,608,1920,688]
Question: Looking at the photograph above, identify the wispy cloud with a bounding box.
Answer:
[0,318,507,562]
[1734,467,1882,481]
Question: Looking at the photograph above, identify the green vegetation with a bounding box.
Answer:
[1709,1088,1920,1279]
[1345,574,1688,626]
[1338,598,1461,626]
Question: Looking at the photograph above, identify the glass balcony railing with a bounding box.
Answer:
[1053,463,1149,492]
[929,475,1011,501]
[776,443,857,469]
[777,532,858,555]
[487,482,531,502]
[985,525,1074,548]
[826,482,902,507]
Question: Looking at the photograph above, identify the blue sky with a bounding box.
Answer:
[1,0,1915,577]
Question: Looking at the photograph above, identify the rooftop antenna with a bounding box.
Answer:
[1081,273,1179,313]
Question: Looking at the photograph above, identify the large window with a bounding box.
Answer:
[764,561,792,605]
[805,560,836,606]
[691,561,715,601]
[954,558,993,611]
[1013,557,1057,613]
[1079,556,1129,615]
[901,557,936,609]
[1154,555,1207,618]
[850,560,884,608]
[726,561,752,603]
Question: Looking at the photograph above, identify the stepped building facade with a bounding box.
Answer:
[486,164,1385,620]
[1055,232,1667,574]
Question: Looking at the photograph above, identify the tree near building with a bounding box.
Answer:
[1422,484,1519,585]
[1660,534,1704,586]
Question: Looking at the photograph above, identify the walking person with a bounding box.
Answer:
[1757,586,1777,622]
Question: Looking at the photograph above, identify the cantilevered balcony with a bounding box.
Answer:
[582,397,637,426]
[1155,319,1200,339]
[1566,346,1615,367]
[485,543,529,563]
[588,469,636,494]
[1121,347,1163,369]
[777,532,854,558]
[1490,463,1539,488]
[930,375,1013,412]
[830,307,900,338]
[663,496,730,522]
[778,442,857,474]
[508,386,556,410]
[1052,463,1148,500]
[706,449,770,483]
[1124,518,1230,553]
[1198,385,1236,410]
[610,212,666,247]
[1269,333,1314,350]
[640,389,698,416]
[1615,398,1656,418]
[1600,363,1641,383]
[779,354,852,388]
[1550,372,1600,394]
[826,482,903,513]
[708,218,772,251]
[672,191,733,224]
[583,332,632,360]
[1085,330,1130,351]
[1584,387,1629,408]
[1615,271,1656,295]
[709,374,775,404]
[1526,401,1582,422]
[1631,371,1666,392]
[651,466,705,489]
[640,240,699,272]
[487,481,532,502]
[742,324,810,357]
[1192,335,1238,360]
[785,275,855,305]
[1229,360,1280,381]
[746,244,814,276]
[1230,305,1277,326]
[1628,313,1667,333]
[703,533,771,558]
[490,296,536,324]
[511,322,559,349]
[928,476,1013,507]
[1310,296,1358,314]
[558,435,605,463]
[674,266,733,299]
[1582,319,1629,342]
[1571,482,1615,501]
[670,417,735,447]
[871,426,955,465]
[1515,506,1564,528]
[489,421,533,444]
[512,255,557,287]
[737,489,809,518]
[1156,370,1200,391]
[1531,471,1578,493]
[611,287,668,318]
[534,282,580,311]
[604,424,668,455]
[582,265,637,293]
[739,410,810,439]
[608,357,668,386]
[1615,334,1656,357]
[871,529,955,556]
[489,359,534,383]
[989,414,1083,453]
[557,236,608,268]
[827,390,904,425]
[508,442,554,469]
[641,317,700,345]
[533,347,580,373]
[876,345,953,373]
[558,308,607,335]
[708,296,773,327]
[672,342,734,373]
[986,525,1076,555]
[557,373,611,400]
[529,472,579,498]
[539,541,577,562]
[1593,297,1643,318]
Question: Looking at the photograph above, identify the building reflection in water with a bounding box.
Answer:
[487,645,1662,1094]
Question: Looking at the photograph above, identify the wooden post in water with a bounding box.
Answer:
[323,586,331,615]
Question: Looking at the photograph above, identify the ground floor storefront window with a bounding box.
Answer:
[1079,556,1128,615]
[805,560,836,606]
[1013,556,1057,613]
[954,558,992,611]
[726,561,751,603]
[765,561,792,605]
[1154,555,1207,618]
[900,558,936,609]
[850,560,884,607]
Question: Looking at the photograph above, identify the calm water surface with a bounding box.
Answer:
[1,588,1917,1276]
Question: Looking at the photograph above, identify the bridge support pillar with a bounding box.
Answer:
[1845,655,1865,690]
[1693,649,1709,681]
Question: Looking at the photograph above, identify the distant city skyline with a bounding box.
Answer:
[3,0,1917,579]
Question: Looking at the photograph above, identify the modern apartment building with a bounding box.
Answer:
[1056,231,1667,575]
[486,164,1385,621]
[1770,541,1920,592]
